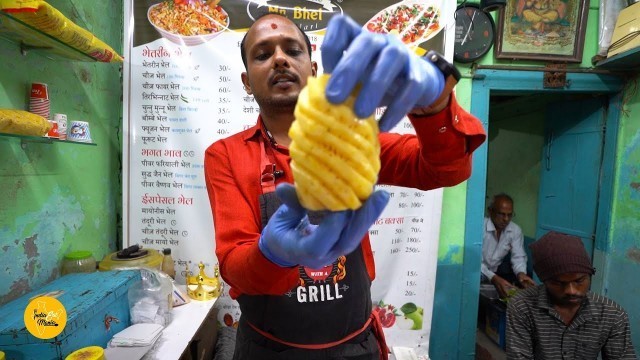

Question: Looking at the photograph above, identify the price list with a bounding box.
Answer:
[127,34,252,282]
[369,185,441,305]
[132,45,203,255]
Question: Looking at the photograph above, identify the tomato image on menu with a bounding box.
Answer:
[221,312,238,328]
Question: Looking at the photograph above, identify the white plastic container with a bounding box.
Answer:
[128,269,173,326]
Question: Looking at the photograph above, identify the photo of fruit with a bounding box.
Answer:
[217,311,238,329]
[399,302,424,330]
[373,300,425,330]
[373,301,400,328]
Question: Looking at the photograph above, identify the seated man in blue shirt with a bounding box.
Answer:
[481,193,535,298]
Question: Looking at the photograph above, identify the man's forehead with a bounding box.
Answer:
[494,198,513,208]
[550,273,589,282]
[247,15,301,41]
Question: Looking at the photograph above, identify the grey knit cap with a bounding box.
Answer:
[529,231,595,281]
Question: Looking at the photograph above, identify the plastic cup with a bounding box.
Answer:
[68,120,92,143]
[29,83,50,120]
[54,113,68,140]
[46,120,60,138]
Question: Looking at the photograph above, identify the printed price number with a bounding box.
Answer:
[218,118,229,124]
[407,237,421,243]
[217,129,229,135]
[411,202,423,208]
[405,247,420,253]
[182,150,196,157]
[218,108,230,115]
[407,270,419,277]
[410,227,421,233]
[391,237,402,245]
[406,280,417,287]
[405,290,416,296]
[219,76,232,83]
[398,202,408,209]
[218,97,231,104]
[390,248,400,255]
[219,87,231,93]
[218,65,231,71]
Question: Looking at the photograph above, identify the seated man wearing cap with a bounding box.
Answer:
[506,231,637,359]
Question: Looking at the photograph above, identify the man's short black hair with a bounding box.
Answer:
[240,12,312,69]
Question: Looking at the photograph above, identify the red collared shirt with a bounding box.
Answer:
[204,94,486,298]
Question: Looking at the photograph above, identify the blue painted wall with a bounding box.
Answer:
[605,96,640,347]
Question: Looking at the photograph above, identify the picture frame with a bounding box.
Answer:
[494,0,588,62]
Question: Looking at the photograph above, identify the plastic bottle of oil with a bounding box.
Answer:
[161,248,176,279]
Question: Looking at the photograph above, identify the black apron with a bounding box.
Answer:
[231,136,386,360]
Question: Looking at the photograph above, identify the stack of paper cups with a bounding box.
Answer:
[54,114,68,140]
[29,82,50,120]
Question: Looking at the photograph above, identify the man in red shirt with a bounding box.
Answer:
[204,13,485,360]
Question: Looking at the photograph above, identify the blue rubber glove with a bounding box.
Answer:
[259,183,390,269]
[321,14,445,132]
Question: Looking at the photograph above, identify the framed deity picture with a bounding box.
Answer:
[495,0,588,62]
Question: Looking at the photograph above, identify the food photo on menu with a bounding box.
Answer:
[365,1,442,48]
[131,0,234,47]
[147,0,230,46]
[131,0,446,52]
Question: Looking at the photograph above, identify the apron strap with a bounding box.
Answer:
[370,309,390,360]
[259,135,277,194]
[247,316,373,350]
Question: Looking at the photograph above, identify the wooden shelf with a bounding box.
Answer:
[0,132,97,146]
[595,46,640,71]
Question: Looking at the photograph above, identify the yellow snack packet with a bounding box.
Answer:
[1,0,123,62]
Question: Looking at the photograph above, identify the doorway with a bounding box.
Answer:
[456,69,624,359]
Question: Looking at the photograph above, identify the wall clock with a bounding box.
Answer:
[454,4,495,63]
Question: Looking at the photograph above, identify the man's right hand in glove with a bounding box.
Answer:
[259,183,389,269]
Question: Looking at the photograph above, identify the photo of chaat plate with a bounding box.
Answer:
[148,0,229,47]
[364,0,443,48]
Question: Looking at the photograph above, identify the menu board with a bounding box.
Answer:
[123,0,455,355]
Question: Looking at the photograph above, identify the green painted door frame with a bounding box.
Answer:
[450,69,624,358]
